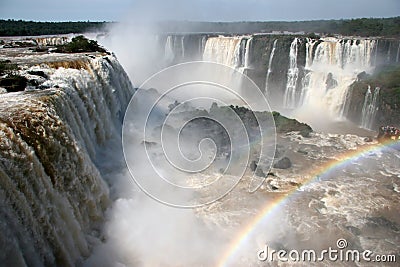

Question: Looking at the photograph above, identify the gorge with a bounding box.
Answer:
[0,30,399,266]
[152,33,400,130]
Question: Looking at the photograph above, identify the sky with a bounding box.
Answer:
[0,0,399,22]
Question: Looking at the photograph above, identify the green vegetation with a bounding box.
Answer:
[0,60,27,92]
[0,19,108,36]
[0,60,18,75]
[160,17,400,37]
[0,17,398,37]
[353,65,400,106]
[272,111,313,137]
[347,66,400,128]
[368,66,400,106]
[55,35,106,53]
[210,104,313,137]
[0,75,28,92]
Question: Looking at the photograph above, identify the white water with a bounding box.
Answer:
[164,35,175,64]
[202,36,244,68]
[305,37,317,69]
[34,36,70,46]
[265,39,277,95]
[295,38,377,121]
[243,37,252,69]
[283,37,299,109]
[164,35,185,64]
[0,54,134,266]
[361,86,380,129]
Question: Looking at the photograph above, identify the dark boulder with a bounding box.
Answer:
[273,157,292,169]
[326,72,338,90]
[255,167,266,177]
[249,160,257,172]
[0,75,27,92]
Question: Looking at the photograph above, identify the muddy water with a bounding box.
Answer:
[197,132,400,266]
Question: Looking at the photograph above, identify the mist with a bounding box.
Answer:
[84,0,400,265]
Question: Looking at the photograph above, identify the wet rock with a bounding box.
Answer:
[364,137,373,142]
[273,157,292,169]
[327,190,339,196]
[141,140,157,148]
[273,112,313,137]
[326,72,338,90]
[270,185,279,190]
[274,144,286,158]
[346,226,361,236]
[0,75,28,92]
[27,70,48,79]
[357,71,370,81]
[297,149,308,155]
[255,167,266,177]
[250,160,257,172]
[366,217,399,232]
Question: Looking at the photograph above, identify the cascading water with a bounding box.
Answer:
[305,37,317,69]
[202,36,251,96]
[163,35,186,64]
[202,36,244,68]
[298,38,377,119]
[387,42,392,63]
[35,36,70,46]
[361,86,380,129]
[265,39,277,95]
[283,38,299,109]
[0,54,134,266]
[200,36,208,56]
[164,35,175,63]
[243,37,252,69]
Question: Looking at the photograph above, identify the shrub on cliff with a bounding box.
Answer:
[0,74,28,92]
[272,111,313,137]
[55,35,106,53]
[0,60,18,76]
[0,60,27,92]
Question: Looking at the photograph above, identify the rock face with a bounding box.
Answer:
[346,66,400,130]
[0,51,134,266]
[273,157,292,169]
[273,112,313,137]
[159,34,399,125]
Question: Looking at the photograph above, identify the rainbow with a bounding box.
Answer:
[218,139,399,266]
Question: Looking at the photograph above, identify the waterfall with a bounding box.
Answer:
[243,37,253,69]
[164,35,175,64]
[396,41,400,63]
[35,36,70,46]
[0,55,134,266]
[361,86,380,130]
[299,37,376,119]
[163,35,185,64]
[181,35,185,59]
[237,37,253,74]
[202,36,244,68]
[283,38,299,109]
[305,37,317,69]
[201,35,208,56]
[387,42,392,63]
[374,39,379,66]
[265,39,277,95]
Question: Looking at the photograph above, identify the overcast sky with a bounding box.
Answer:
[0,0,399,22]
